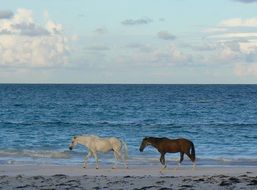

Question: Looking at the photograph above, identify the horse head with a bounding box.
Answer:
[139,137,151,152]
[69,136,78,150]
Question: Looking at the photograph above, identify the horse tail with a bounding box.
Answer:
[190,141,196,162]
[121,140,128,160]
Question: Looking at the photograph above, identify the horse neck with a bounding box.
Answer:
[148,138,159,149]
[77,136,89,147]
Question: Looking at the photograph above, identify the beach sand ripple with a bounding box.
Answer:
[0,165,257,189]
[0,174,257,190]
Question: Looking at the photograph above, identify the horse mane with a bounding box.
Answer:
[81,134,99,138]
[81,135,100,139]
[89,135,99,137]
[147,137,169,143]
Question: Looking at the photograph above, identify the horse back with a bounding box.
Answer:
[91,138,111,152]
[159,138,192,153]
[96,137,122,151]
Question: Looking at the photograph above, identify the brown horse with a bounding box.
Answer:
[139,137,196,169]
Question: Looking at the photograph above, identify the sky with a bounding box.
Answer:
[1,0,257,84]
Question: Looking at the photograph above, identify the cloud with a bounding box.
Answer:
[159,18,165,22]
[233,0,257,3]
[125,43,144,49]
[93,27,108,35]
[125,43,153,52]
[46,20,62,34]
[0,10,13,19]
[205,17,257,39]
[204,17,257,66]
[121,17,152,25]
[0,8,71,68]
[204,27,227,33]
[152,46,190,65]
[219,17,257,27]
[157,31,176,40]
[202,38,257,65]
[235,64,257,76]
[187,43,217,52]
[0,34,70,68]
[123,45,191,66]
[0,9,60,36]
[13,23,50,36]
[199,17,257,77]
[84,45,110,51]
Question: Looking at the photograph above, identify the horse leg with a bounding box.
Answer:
[179,152,184,164]
[114,149,122,160]
[160,153,167,170]
[192,162,196,170]
[92,152,99,169]
[112,151,119,169]
[83,151,92,168]
[176,152,184,170]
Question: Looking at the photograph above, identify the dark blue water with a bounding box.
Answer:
[0,84,257,166]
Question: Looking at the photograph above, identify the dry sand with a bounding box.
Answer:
[0,165,257,189]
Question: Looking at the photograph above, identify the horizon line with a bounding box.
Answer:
[0,83,257,85]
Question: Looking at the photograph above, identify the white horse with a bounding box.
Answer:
[69,135,128,169]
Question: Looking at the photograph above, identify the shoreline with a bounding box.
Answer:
[1,164,257,176]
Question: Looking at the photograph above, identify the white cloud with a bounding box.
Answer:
[84,45,110,51]
[122,45,191,66]
[153,46,190,64]
[219,45,237,61]
[239,41,257,54]
[234,64,257,76]
[205,17,257,39]
[204,27,227,33]
[46,20,62,34]
[197,16,257,77]
[0,8,71,68]
[219,17,257,27]
[210,33,257,39]
[201,17,257,72]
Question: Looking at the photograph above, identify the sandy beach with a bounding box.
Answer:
[1,165,257,189]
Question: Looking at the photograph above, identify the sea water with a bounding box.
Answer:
[0,84,256,166]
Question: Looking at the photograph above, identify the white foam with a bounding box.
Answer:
[0,150,70,159]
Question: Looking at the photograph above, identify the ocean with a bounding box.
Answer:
[0,84,256,167]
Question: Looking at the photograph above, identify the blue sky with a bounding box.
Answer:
[1,0,257,83]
